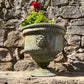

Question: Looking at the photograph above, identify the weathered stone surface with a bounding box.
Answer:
[70,18,84,26]
[2,8,8,20]
[55,17,68,27]
[71,61,84,72]
[0,72,84,84]
[8,8,21,18]
[49,52,67,71]
[4,8,22,20]
[80,0,84,6]
[67,26,84,35]
[0,47,23,63]
[5,0,11,8]
[0,0,13,8]
[52,0,68,6]
[80,7,84,17]
[64,46,79,55]
[0,62,13,71]
[0,29,5,46]
[69,0,80,6]
[24,53,31,59]
[21,7,28,21]
[4,31,23,47]
[0,0,5,8]
[9,48,22,61]
[14,58,38,71]
[0,19,5,29]
[50,61,84,72]
[0,48,12,62]
[38,0,50,9]
[77,48,84,53]
[61,6,81,19]
[55,63,68,72]
[5,19,21,29]
[66,35,80,46]
[82,36,84,47]
[47,6,60,19]
[51,62,76,72]
[13,0,22,9]
[67,52,84,62]
[54,52,67,63]
[50,78,80,84]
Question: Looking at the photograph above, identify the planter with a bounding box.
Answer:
[21,23,66,77]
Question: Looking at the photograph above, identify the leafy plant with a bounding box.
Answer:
[21,1,54,28]
[21,12,54,28]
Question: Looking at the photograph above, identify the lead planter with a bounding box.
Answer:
[22,23,66,77]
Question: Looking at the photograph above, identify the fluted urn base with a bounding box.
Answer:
[31,68,56,77]
[29,53,57,77]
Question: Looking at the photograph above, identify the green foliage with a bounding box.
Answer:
[21,12,54,28]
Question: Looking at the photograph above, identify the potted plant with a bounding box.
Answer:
[21,1,66,77]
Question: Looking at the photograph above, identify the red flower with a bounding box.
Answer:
[32,1,40,10]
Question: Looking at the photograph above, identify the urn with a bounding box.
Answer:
[22,23,66,77]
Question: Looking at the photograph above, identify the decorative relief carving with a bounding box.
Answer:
[36,35,47,48]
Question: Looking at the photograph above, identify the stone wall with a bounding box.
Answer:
[0,0,84,72]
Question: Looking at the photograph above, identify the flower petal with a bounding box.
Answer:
[32,1,40,10]
[32,3,34,6]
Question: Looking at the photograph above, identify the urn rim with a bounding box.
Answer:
[21,23,66,36]
[21,23,66,31]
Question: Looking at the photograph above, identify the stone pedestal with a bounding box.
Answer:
[0,71,84,84]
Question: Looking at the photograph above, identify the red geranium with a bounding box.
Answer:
[32,1,40,10]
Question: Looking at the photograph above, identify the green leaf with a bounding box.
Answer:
[27,15,32,20]
[49,19,54,23]
[37,12,43,16]
[31,11,37,15]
